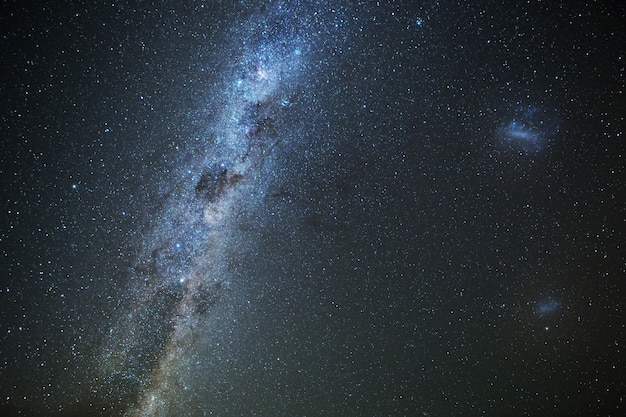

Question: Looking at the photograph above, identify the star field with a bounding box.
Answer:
[1,1,624,416]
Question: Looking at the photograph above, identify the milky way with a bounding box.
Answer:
[94,4,342,416]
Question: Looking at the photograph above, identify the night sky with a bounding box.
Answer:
[1,1,624,416]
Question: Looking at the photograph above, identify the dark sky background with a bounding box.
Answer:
[1,1,624,416]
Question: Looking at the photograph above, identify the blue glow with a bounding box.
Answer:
[536,297,560,316]
[496,104,559,154]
